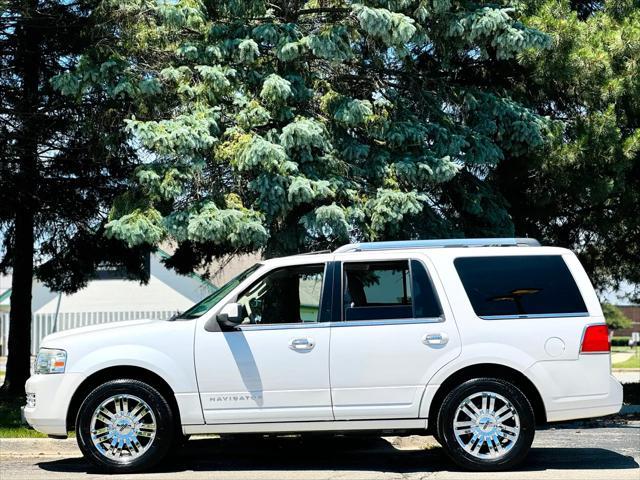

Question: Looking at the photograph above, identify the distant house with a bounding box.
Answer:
[0,250,216,315]
[616,306,640,337]
[0,250,263,354]
[0,250,219,355]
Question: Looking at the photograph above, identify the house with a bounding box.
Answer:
[0,250,217,355]
[616,305,640,337]
[0,250,216,315]
[0,249,265,355]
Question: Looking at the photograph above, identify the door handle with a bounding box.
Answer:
[422,332,449,346]
[289,337,315,351]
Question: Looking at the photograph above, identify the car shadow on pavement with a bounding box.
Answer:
[37,435,639,475]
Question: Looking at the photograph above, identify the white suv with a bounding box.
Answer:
[23,238,623,472]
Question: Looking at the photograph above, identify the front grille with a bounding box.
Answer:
[25,392,36,408]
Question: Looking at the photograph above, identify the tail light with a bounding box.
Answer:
[580,324,610,353]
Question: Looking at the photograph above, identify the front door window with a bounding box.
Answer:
[236,264,325,325]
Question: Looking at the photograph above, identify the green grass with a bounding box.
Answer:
[0,395,76,438]
[0,426,50,438]
[613,349,640,369]
[0,396,49,438]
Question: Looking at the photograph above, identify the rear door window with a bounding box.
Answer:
[454,255,587,318]
[342,260,442,321]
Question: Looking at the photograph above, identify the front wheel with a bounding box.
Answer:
[436,378,535,471]
[76,379,176,473]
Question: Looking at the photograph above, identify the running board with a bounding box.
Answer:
[183,418,428,435]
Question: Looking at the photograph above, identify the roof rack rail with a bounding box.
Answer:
[334,238,541,253]
[295,249,332,256]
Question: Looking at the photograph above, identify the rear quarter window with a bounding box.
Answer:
[454,255,588,319]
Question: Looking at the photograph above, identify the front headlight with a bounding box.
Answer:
[34,348,67,374]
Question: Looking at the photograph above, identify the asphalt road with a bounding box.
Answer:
[1,420,639,480]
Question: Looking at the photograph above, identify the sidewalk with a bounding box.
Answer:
[612,352,636,364]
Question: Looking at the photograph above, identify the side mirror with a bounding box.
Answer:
[216,302,244,328]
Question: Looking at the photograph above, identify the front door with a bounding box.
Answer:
[329,255,461,420]
[194,263,333,424]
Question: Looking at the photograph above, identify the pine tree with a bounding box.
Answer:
[58,0,553,271]
[0,1,149,397]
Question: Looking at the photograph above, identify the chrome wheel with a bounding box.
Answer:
[452,391,520,459]
[89,394,157,462]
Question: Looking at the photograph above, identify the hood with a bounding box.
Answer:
[40,319,158,348]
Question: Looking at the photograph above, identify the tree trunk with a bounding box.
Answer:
[1,211,34,397]
[0,0,40,399]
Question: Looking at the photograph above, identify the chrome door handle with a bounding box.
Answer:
[422,333,449,346]
[289,337,315,351]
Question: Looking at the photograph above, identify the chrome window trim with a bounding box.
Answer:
[330,316,444,327]
[237,322,328,331]
[479,312,590,320]
[235,316,445,331]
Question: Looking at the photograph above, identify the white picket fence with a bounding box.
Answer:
[0,310,177,356]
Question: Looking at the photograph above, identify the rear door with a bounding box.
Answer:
[329,254,462,420]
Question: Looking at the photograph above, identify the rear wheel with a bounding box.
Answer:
[436,377,535,471]
[76,379,176,473]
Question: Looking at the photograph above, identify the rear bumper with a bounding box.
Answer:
[526,356,623,422]
[23,373,84,436]
[545,375,623,422]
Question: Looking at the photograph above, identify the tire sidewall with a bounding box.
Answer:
[76,379,175,473]
[437,378,535,471]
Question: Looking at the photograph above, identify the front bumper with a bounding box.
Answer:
[23,372,84,436]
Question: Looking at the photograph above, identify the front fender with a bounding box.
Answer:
[44,319,203,425]
[68,344,197,394]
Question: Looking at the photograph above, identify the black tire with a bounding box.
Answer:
[76,379,176,473]
[436,377,535,471]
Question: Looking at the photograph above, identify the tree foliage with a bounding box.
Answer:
[0,0,149,396]
[602,302,632,331]
[57,0,554,270]
[496,0,640,300]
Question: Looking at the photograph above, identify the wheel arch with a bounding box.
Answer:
[425,363,547,433]
[66,365,182,432]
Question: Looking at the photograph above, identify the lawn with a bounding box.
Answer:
[613,349,640,369]
[0,396,48,438]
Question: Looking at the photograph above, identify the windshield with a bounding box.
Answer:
[177,263,262,319]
